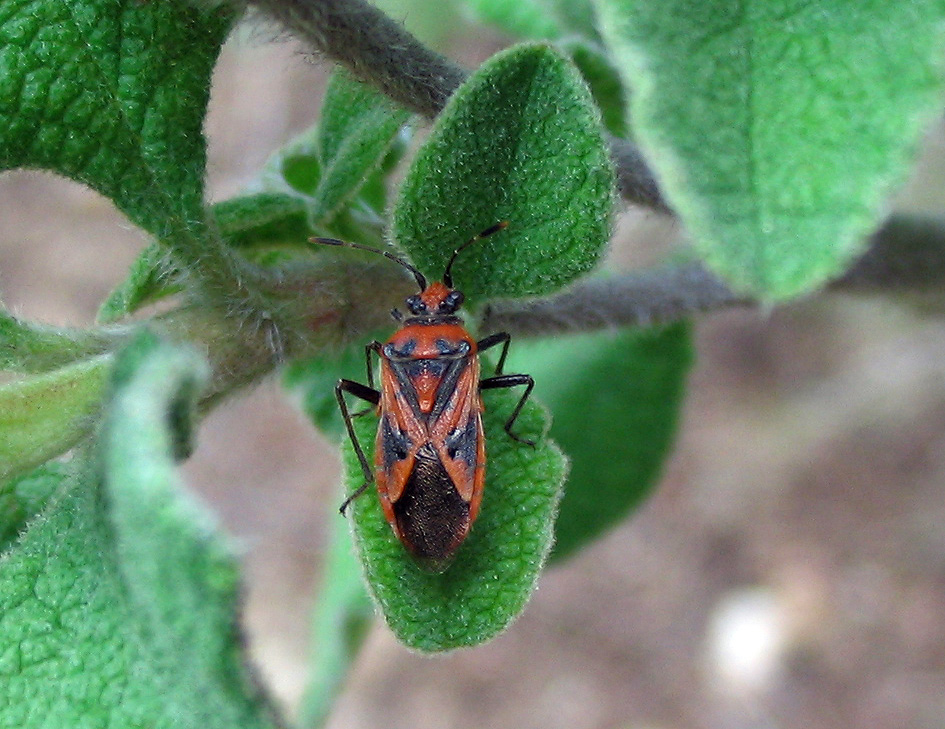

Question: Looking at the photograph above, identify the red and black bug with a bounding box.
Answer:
[312,223,534,572]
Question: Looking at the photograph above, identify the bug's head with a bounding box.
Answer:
[404,282,465,318]
[310,221,507,321]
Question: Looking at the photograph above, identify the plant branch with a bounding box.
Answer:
[481,261,747,335]
[245,0,670,212]
[480,214,945,335]
[241,2,945,334]
[246,0,465,116]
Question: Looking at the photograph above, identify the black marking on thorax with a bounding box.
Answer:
[385,341,473,422]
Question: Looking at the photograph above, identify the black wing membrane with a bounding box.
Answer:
[393,443,471,572]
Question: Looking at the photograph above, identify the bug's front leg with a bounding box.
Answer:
[351,341,383,417]
[363,340,382,390]
[336,378,380,514]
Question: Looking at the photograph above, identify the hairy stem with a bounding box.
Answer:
[481,262,747,335]
[245,0,669,211]
[247,0,465,116]
[481,214,945,335]
[242,1,945,332]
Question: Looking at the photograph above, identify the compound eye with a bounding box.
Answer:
[406,295,426,315]
[440,290,464,314]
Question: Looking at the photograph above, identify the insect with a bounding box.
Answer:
[312,222,534,572]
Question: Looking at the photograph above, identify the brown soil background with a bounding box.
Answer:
[2,17,945,729]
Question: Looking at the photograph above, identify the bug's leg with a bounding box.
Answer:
[352,341,383,417]
[479,373,536,447]
[336,378,380,514]
[364,340,382,390]
[477,331,511,376]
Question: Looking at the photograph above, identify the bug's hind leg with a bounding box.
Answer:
[336,378,380,514]
[339,483,370,515]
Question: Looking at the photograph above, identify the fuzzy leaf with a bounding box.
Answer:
[462,0,563,39]
[393,43,615,303]
[507,323,692,561]
[595,0,945,299]
[342,384,566,651]
[0,355,111,483]
[258,70,410,232]
[0,332,277,728]
[462,0,598,41]
[547,0,600,40]
[297,510,373,729]
[311,69,411,223]
[0,0,233,237]
[0,462,67,552]
[561,38,628,138]
[98,193,311,322]
[0,311,113,371]
[96,244,174,323]
[214,193,313,251]
[284,334,384,441]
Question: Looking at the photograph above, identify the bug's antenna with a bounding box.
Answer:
[311,237,427,291]
[443,221,508,288]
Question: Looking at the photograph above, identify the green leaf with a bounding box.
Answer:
[393,43,615,303]
[0,0,234,238]
[284,335,384,441]
[0,354,111,484]
[354,133,410,217]
[98,193,311,322]
[1,310,114,371]
[507,323,692,561]
[97,244,175,323]
[342,383,566,652]
[214,192,312,250]
[461,0,598,41]
[546,0,599,40]
[0,332,278,727]
[259,128,323,197]
[258,70,410,231]
[297,509,373,729]
[0,462,68,552]
[311,69,411,224]
[561,38,628,138]
[462,0,563,39]
[595,0,945,299]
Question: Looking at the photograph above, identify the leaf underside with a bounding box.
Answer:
[596,0,945,299]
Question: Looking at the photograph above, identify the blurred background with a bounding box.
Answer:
[2,6,945,728]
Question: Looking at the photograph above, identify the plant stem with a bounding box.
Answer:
[481,262,746,335]
[245,0,669,211]
[243,1,945,330]
[246,0,465,116]
[481,214,945,335]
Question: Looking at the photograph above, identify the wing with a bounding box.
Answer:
[373,352,486,568]
[390,442,472,571]
[427,352,484,507]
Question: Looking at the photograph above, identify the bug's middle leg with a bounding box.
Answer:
[479,372,536,447]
